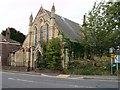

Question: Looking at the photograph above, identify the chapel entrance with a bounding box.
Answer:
[35,51,42,68]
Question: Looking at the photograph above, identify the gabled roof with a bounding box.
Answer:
[0,34,21,53]
[0,34,21,44]
[45,10,83,42]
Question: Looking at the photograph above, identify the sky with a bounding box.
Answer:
[0,0,102,35]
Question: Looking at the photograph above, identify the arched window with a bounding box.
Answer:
[46,24,49,43]
[34,27,37,46]
[40,26,43,44]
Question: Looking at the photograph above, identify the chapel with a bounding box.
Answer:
[9,4,82,70]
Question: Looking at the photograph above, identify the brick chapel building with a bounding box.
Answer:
[0,28,21,66]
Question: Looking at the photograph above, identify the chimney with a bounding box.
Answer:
[6,27,10,39]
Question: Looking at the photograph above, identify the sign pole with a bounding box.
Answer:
[109,47,115,75]
[116,58,119,74]
[116,60,118,73]
[111,57,113,74]
[115,54,119,75]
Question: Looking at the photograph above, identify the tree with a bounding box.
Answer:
[44,38,62,70]
[1,27,26,44]
[84,1,120,57]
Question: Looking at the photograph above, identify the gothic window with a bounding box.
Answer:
[46,24,49,43]
[34,27,37,46]
[40,26,43,44]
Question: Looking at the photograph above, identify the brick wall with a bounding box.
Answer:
[1,43,21,66]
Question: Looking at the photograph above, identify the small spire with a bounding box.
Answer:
[29,13,33,26]
[41,4,43,7]
[39,4,44,13]
[51,3,55,12]
[40,4,43,10]
[30,13,33,20]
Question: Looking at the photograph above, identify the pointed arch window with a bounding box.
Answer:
[46,24,49,43]
[40,26,44,44]
[34,27,37,46]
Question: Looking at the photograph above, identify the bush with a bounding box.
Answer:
[67,61,81,69]
[38,59,46,70]
[64,59,111,75]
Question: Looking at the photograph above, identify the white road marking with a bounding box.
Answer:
[68,84,94,88]
[2,72,41,77]
[8,78,36,83]
[74,85,79,87]
[7,77,95,88]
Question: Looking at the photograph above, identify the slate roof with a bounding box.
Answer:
[0,34,21,56]
[45,10,83,42]
[0,34,21,44]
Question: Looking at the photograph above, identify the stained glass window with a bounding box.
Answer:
[34,27,37,46]
[40,26,43,44]
[46,24,49,43]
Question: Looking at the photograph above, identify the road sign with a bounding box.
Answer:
[114,55,120,63]
[109,47,114,54]
[111,54,115,59]
[112,64,116,67]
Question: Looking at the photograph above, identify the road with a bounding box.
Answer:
[2,72,118,88]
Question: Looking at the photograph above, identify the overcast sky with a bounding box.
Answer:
[0,0,102,35]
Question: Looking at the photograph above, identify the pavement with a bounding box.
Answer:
[2,69,119,81]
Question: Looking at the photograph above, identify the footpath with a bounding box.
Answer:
[2,68,119,81]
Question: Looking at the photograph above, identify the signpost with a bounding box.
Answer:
[114,54,120,73]
[115,46,120,74]
[109,46,120,75]
[109,47,114,74]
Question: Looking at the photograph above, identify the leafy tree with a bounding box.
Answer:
[1,27,26,44]
[84,1,120,58]
[44,38,62,70]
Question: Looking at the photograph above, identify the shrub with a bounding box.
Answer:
[64,59,111,75]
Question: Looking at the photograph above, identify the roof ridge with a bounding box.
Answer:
[45,9,80,25]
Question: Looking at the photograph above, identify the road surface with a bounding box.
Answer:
[2,72,119,88]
